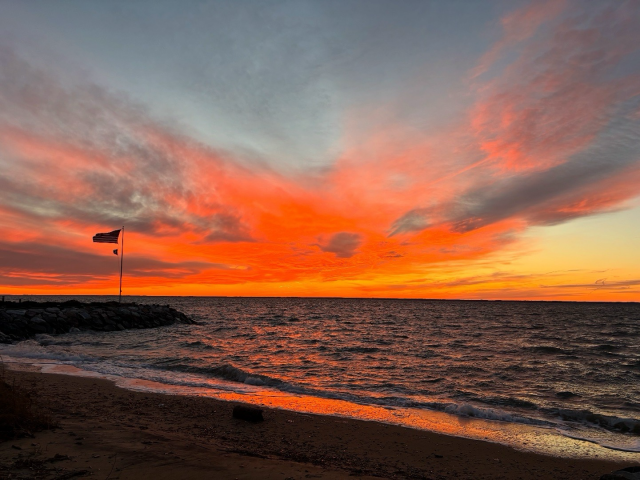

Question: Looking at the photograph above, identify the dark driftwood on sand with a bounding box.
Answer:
[232,405,264,423]
[0,301,195,343]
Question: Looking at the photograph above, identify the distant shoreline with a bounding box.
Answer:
[2,294,638,304]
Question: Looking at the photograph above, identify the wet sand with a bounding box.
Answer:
[0,368,631,479]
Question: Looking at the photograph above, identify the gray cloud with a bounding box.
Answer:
[390,1,640,237]
[0,46,255,243]
[317,232,363,258]
[389,208,430,236]
[0,241,229,286]
[201,213,254,243]
[449,118,640,232]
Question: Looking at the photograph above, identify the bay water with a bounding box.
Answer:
[2,296,639,459]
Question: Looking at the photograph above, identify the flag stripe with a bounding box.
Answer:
[93,229,121,244]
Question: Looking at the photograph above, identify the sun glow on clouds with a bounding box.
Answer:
[1,0,640,300]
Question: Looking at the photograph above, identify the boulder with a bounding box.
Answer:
[1,301,193,340]
[29,316,48,333]
[601,466,640,480]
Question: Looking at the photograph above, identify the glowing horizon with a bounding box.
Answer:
[1,0,639,301]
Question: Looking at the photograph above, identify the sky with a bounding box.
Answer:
[0,0,639,300]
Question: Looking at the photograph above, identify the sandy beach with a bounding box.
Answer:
[0,367,631,480]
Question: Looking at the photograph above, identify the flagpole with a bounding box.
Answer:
[119,225,124,303]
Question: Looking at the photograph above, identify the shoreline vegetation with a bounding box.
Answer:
[0,300,195,343]
[0,368,632,480]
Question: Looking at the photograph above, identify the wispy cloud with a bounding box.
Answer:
[541,278,640,291]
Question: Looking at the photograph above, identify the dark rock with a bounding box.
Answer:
[600,466,640,480]
[29,316,48,333]
[233,405,264,423]
[0,301,193,340]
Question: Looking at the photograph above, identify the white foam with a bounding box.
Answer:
[444,403,546,425]
[0,341,94,363]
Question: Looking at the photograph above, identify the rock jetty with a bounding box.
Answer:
[0,300,195,344]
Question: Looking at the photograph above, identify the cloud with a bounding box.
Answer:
[392,0,640,235]
[449,132,640,232]
[541,278,640,292]
[0,45,261,244]
[471,0,567,80]
[470,3,640,173]
[389,209,430,236]
[317,232,363,258]
[201,213,254,243]
[0,241,228,286]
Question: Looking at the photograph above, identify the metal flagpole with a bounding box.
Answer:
[119,225,124,303]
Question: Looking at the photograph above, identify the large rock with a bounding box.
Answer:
[0,301,194,342]
[28,316,48,334]
[601,466,640,480]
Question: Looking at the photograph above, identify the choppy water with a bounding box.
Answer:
[2,296,639,457]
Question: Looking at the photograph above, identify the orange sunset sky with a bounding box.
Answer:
[1,0,639,300]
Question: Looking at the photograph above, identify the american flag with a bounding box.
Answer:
[92,229,121,244]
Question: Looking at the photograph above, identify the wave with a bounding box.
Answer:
[526,345,573,355]
[593,344,621,351]
[339,346,380,354]
[181,340,215,350]
[441,403,549,426]
[162,363,285,388]
[477,396,538,410]
[0,340,98,364]
[550,408,640,435]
